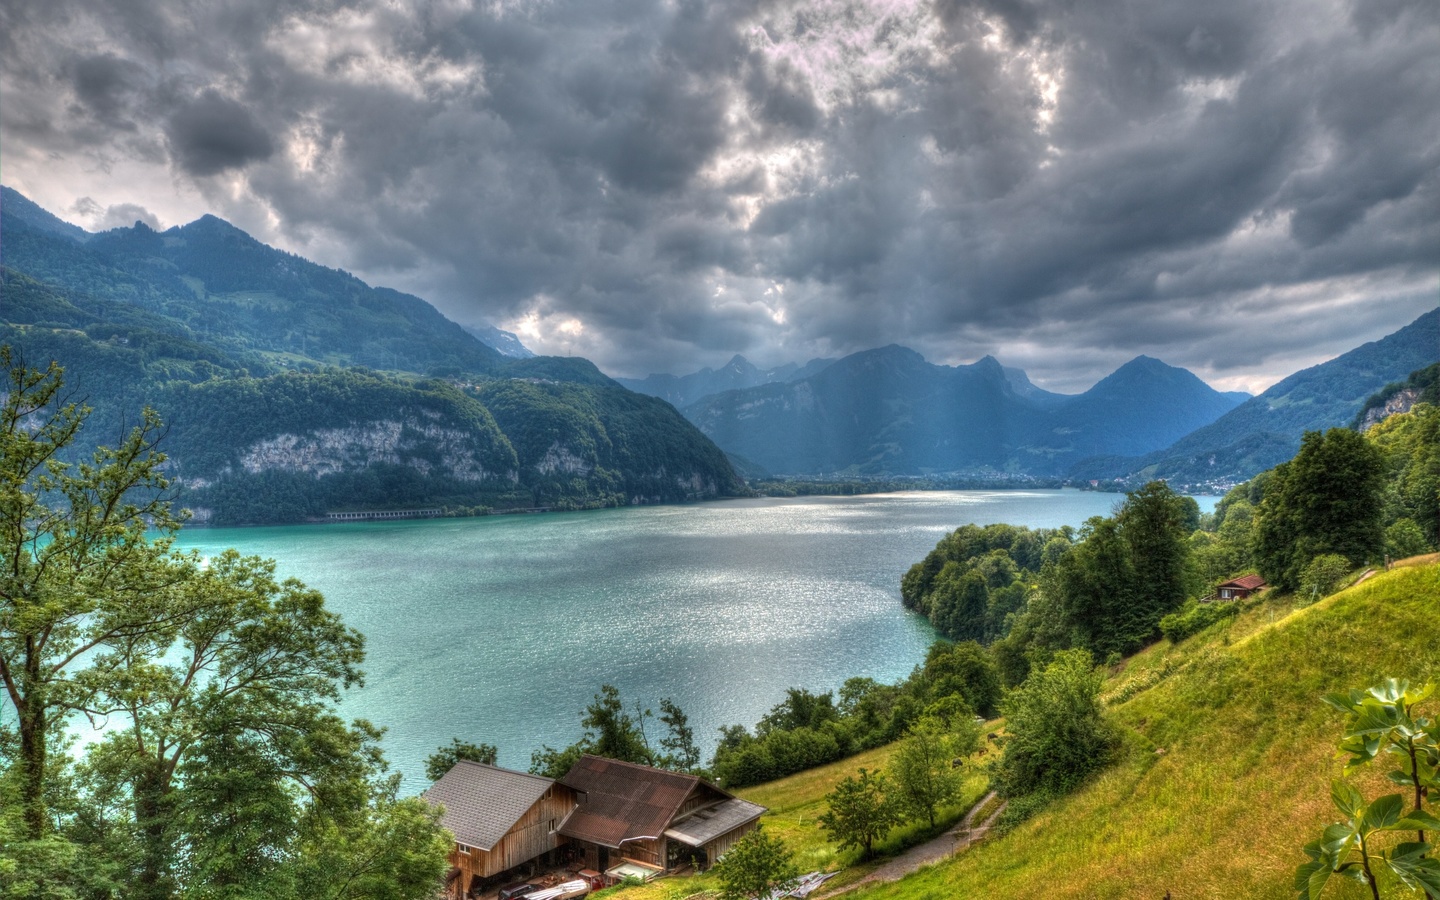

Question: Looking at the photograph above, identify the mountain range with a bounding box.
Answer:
[5,183,1431,508]
[1070,307,1440,488]
[617,354,836,409]
[680,347,1251,477]
[0,187,744,523]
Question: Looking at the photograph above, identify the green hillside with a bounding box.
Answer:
[853,561,1440,900]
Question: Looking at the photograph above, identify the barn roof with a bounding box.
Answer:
[423,761,561,851]
[558,756,713,848]
[664,798,766,847]
[1219,574,1268,591]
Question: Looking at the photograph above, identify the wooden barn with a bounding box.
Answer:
[558,755,765,876]
[424,762,579,899]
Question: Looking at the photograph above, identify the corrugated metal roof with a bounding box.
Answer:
[663,798,766,847]
[422,761,560,851]
[558,756,705,848]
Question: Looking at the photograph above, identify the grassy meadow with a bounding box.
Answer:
[850,562,1440,900]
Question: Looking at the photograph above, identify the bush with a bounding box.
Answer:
[993,649,1120,799]
[1158,599,1240,644]
[1299,553,1352,602]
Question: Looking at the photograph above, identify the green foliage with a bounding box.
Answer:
[710,828,798,900]
[425,740,500,782]
[1255,428,1386,591]
[1368,403,1440,549]
[1300,555,1354,602]
[889,717,977,829]
[901,523,1069,644]
[818,768,902,859]
[993,649,1119,800]
[658,699,702,773]
[919,642,1002,719]
[1295,786,1440,899]
[1323,681,1439,830]
[712,641,1000,788]
[1159,599,1241,644]
[0,348,179,837]
[1116,481,1193,624]
[1385,519,1431,561]
[0,355,450,899]
[1296,680,1440,899]
[530,686,701,778]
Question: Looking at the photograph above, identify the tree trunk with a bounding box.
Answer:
[17,655,48,839]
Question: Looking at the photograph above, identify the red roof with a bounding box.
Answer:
[1218,574,1267,591]
[559,756,720,849]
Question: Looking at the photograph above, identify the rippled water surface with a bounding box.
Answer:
[174,490,1193,786]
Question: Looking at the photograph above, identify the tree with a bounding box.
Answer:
[0,352,451,899]
[818,768,901,859]
[757,688,838,735]
[1116,481,1192,630]
[80,549,369,899]
[890,716,976,829]
[710,827,798,900]
[658,698,701,772]
[1051,517,1143,658]
[530,686,698,777]
[993,649,1119,800]
[1385,519,1431,561]
[920,641,1002,718]
[581,685,653,764]
[426,739,499,782]
[0,351,183,838]
[1256,428,1385,591]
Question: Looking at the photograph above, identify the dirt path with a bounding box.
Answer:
[817,791,1006,898]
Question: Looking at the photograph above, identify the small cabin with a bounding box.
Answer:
[1214,574,1268,602]
[558,755,765,878]
[424,762,580,899]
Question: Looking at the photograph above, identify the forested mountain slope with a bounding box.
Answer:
[1072,306,1440,488]
[0,188,744,522]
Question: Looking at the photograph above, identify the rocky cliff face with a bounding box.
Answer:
[237,419,514,482]
[1358,388,1420,431]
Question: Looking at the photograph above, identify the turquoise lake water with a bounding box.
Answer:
[173,489,1206,788]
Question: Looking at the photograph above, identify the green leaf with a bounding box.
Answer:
[1396,810,1440,832]
[1332,782,1365,818]
[1385,852,1440,898]
[1362,794,1406,832]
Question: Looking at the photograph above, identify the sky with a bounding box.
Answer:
[1,0,1436,393]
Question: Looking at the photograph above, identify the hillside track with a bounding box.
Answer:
[818,791,1006,898]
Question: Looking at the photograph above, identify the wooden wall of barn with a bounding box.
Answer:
[449,784,579,897]
[702,820,759,866]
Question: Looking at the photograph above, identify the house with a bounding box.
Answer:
[558,755,766,876]
[1214,574,1268,601]
[423,762,580,899]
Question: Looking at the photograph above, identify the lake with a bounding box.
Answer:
[173,489,1200,788]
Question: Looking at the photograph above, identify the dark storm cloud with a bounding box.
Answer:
[2,0,1435,386]
[166,90,275,176]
